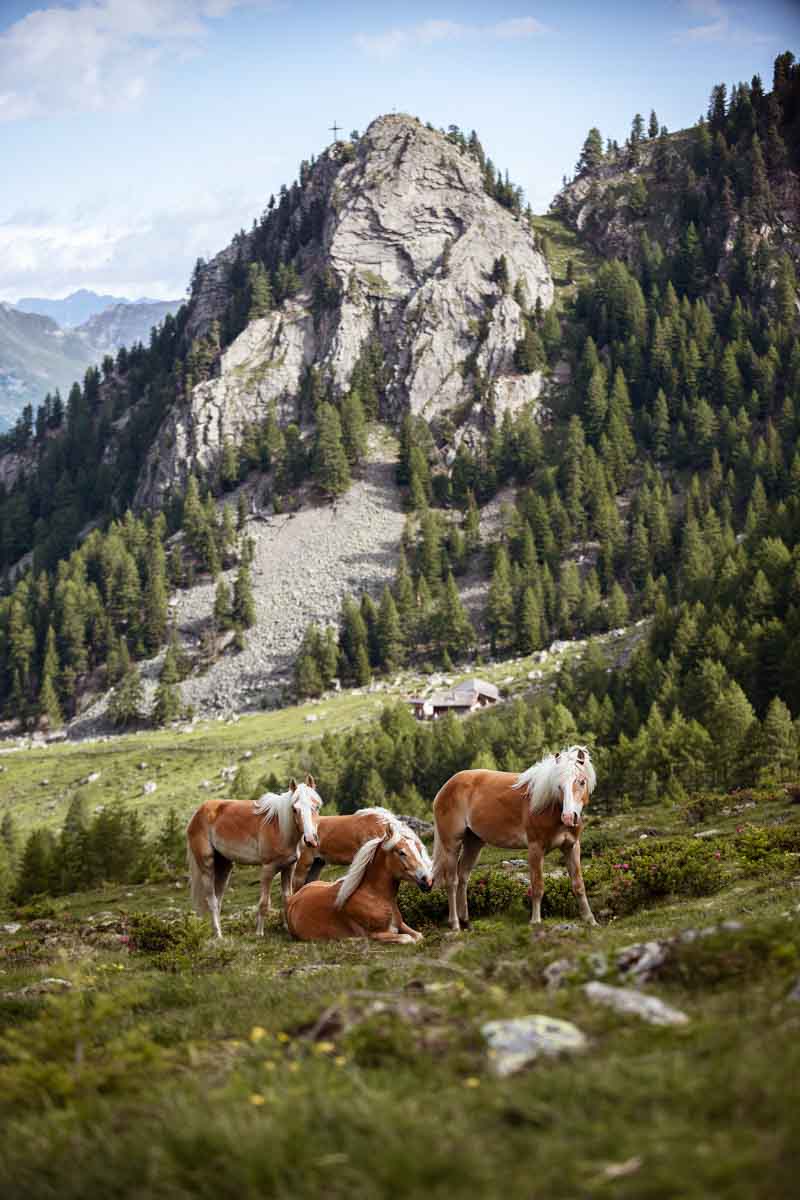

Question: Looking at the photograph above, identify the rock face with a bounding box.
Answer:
[134,114,552,507]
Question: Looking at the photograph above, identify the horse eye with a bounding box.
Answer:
[398,849,406,857]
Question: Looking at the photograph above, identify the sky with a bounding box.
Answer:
[0,0,798,304]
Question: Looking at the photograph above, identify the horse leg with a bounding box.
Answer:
[292,844,314,892]
[256,864,277,936]
[369,930,416,945]
[528,840,545,925]
[456,829,483,930]
[213,852,233,926]
[563,840,597,926]
[279,862,296,926]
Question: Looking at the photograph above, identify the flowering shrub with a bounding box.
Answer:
[604,839,723,916]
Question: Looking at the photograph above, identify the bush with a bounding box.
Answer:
[604,838,723,916]
[661,919,800,989]
[733,822,799,867]
[398,868,527,928]
[125,913,206,969]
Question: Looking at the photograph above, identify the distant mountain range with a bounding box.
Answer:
[16,289,167,328]
[0,293,182,430]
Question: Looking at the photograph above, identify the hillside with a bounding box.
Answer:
[0,707,798,1199]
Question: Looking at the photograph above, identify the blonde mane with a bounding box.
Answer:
[253,781,321,845]
[334,814,427,909]
[252,789,296,843]
[513,745,597,813]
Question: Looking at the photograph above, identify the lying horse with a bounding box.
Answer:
[187,775,322,937]
[292,806,400,890]
[432,746,597,931]
[286,815,433,944]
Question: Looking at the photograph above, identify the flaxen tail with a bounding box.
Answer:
[431,782,454,888]
[186,837,209,916]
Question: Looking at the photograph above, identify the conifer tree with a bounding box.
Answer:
[152,638,182,726]
[377,586,404,673]
[487,546,514,653]
[340,389,368,466]
[232,562,256,629]
[108,663,144,728]
[313,403,351,498]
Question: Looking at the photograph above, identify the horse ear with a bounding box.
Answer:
[577,748,585,763]
[289,777,298,792]
[306,773,316,789]
[555,752,561,762]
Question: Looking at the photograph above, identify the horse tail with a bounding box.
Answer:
[187,838,208,915]
[431,776,461,888]
[186,808,212,915]
[431,823,446,888]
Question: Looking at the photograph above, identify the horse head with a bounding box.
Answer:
[289,775,322,848]
[558,746,595,828]
[383,821,434,892]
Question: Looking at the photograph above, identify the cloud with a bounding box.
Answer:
[0,1,269,121]
[673,0,775,45]
[0,189,267,302]
[354,14,548,58]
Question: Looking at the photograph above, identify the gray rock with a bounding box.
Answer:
[616,940,668,982]
[693,828,722,839]
[482,1015,588,1077]
[1,923,22,934]
[143,781,157,795]
[584,982,689,1026]
[542,957,574,990]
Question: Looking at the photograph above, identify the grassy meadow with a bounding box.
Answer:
[1,729,799,1199]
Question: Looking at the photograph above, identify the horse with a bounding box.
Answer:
[286,815,434,944]
[431,746,597,931]
[291,806,400,890]
[186,775,323,938]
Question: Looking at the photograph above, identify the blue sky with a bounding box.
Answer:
[0,0,797,302]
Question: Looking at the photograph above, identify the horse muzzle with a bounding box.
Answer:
[416,874,433,892]
[561,811,580,828]
[304,834,320,848]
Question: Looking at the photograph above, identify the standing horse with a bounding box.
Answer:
[187,775,322,937]
[286,816,434,944]
[432,746,597,931]
[292,806,400,890]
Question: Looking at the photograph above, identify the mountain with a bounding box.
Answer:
[0,303,92,431]
[0,297,183,430]
[17,289,129,327]
[0,54,799,762]
[75,300,184,359]
[136,113,551,507]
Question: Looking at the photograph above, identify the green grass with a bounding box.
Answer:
[532,214,600,311]
[1,782,799,1198]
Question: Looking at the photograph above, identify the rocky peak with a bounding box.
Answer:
[134,114,553,508]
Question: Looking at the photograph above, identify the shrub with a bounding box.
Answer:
[125,913,206,969]
[733,823,799,867]
[682,792,727,825]
[604,838,723,916]
[661,920,800,989]
[398,868,527,928]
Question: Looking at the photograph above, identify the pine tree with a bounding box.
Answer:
[377,586,404,673]
[313,403,351,498]
[152,639,182,726]
[214,579,233,630]
[108,664,144,728]
[487,546,514,653]
[435,572,475,661]
[576,128,603,174]
[517,586,542,654]
[247,262,273,321]
[340,389,368,466]
[232,562,256,629]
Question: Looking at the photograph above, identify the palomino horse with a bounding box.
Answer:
[286,815,434,944]
[432,746,597,931]
[292,806,401,890]
[187,775,322,937]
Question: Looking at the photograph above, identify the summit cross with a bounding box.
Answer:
[329,121,342,141]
